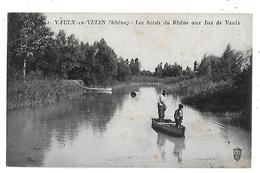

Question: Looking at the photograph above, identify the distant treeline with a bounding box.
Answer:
[142,44,251,83]
[7,13,141,86]
[141,63,193,77]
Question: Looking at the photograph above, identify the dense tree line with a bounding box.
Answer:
[145,44,251,87]
[197,44,252,88]
[196,44,250,82]
[7,13,137,85]
[152,62,194,78]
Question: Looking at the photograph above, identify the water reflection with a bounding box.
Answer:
[7,92,126,166]
[155,130,186,164]
[157,132,166,161]
[78,93,126,132]
[172,136,185,164]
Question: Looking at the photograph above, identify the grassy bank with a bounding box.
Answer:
[178,78,251,129]
[124,75,251,129]
[130,75,193,84]
[7,79,84,111]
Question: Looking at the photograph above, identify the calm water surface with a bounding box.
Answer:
[7,86,251,167]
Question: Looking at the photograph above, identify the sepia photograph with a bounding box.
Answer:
[6,13,252,168]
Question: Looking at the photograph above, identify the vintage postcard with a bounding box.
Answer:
[6,13,252,168]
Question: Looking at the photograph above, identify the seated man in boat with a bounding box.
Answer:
[174,104,183,128]
[157,89,167,122]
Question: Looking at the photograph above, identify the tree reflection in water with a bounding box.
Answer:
[7,92,126,166]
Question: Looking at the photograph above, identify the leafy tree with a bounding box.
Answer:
[162,62,170,76]
[134,58,141,75]
[171,62,182,77]
[194,60,198,73]
[220,44,244,80]
[234,51,252,95]
[233,52,252,127]
[117,57,131,81]
[90,38,118,85]
[7,13,54,79]
[154,62,163,77]
[198,55,217,77]
[183,66,194,77]
[54,30,67,77]
[197,44,245,81]
[64,34,81,78]
[129,58,141,75]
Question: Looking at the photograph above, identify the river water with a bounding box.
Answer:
[7,86,251,167]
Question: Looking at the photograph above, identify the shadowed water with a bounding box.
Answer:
[7,86,251,167]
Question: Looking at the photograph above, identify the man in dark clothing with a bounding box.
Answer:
[174,104,183,128]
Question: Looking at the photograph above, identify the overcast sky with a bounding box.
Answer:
[45,13,252,71]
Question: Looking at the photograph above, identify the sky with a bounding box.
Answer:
[45,13,252,71]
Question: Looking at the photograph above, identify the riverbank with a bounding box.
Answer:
[7,79,84,111]
[7,76,251,129]
[120,75,251,130]
[111,75,192,93]
[129,75,193,84]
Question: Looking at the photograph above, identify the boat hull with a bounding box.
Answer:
[151,118,185,137]
[82,87,112,94]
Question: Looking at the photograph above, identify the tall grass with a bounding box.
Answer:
[156,76,239,111]
[7,79,84,111]
[156,76,251,129]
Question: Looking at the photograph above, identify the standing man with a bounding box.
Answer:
[157,89,167,122]
[174,104,183,128]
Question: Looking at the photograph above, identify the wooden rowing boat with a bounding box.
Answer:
[151,118,185,137]
[82,87,112,94]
